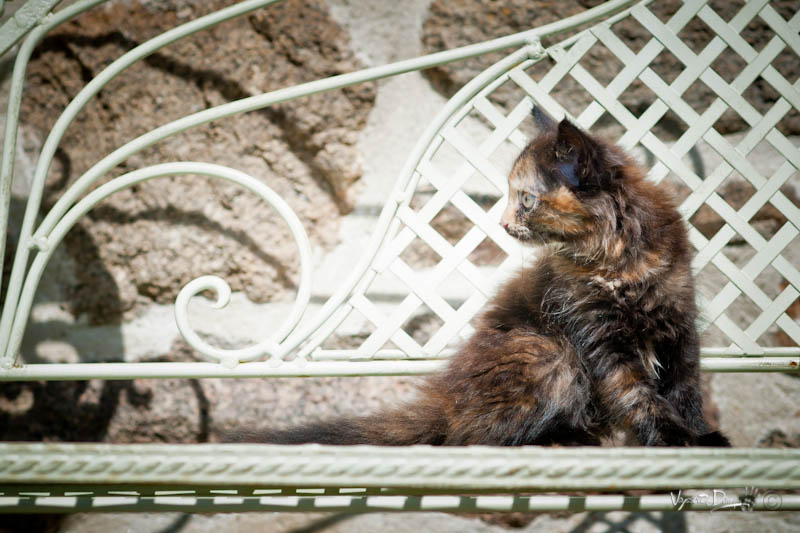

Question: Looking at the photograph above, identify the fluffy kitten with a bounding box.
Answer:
[231,108,729,447]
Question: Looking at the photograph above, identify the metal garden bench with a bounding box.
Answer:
[1,0,799,514]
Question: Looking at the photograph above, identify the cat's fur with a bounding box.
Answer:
[231,108,729,447]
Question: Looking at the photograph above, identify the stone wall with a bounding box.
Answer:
[17,0,374,323]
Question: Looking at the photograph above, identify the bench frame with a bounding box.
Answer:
[1,0,799,514]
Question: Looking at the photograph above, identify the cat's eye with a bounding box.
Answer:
[521,193,536,209]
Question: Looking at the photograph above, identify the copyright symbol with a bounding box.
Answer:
[763,491,782,511]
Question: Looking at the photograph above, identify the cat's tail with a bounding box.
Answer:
[224,401,447,446]
[696,430,731,447]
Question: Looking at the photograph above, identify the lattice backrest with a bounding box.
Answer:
[1,0,797,377]
[304,0,800,363]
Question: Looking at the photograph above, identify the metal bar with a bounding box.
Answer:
[0,356,797,381]
[685,347,798,357]
[700,356,800,373]
[0,0,107,315]
[1,493,797,514]
[1,443,798,491]
[0,0,63,56]
[0,360,448,380]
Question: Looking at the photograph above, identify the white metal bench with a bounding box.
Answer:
[1,0,799,514]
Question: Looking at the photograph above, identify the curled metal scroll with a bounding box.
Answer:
[3,162,312,368]
[169,164,313,367]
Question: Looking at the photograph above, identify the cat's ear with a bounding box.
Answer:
[554,118,596,189]
[532,105,557,133]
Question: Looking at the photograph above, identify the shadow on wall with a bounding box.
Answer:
[0,192,212,444]
[481,509,689,533]
[0,120,139,440]
[0,18,262,450]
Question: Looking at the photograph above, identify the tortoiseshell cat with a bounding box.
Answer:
[232,108,729,447]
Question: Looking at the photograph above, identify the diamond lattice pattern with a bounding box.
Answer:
[313,0,800,360]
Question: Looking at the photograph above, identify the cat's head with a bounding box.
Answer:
[500,107,634,246]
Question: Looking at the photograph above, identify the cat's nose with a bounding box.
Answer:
[501,221,510,231]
